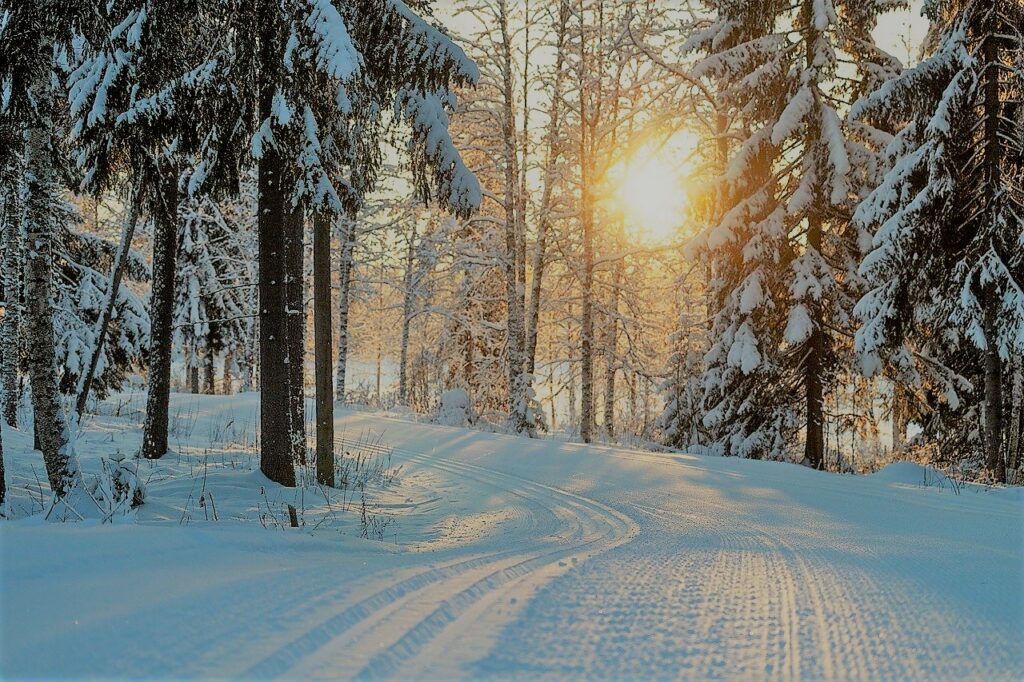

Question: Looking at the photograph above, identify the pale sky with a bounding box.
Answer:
[433,1,931,67]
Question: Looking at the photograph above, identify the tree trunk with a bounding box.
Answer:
[398,219,418,407]
[203,342,216,395]
[980,16,1005,482]
[334,217,355,402]
[524,0,569,383]
[982,302,1005,480]
[24,125,80,496]
[75,190,140,416]
[0,416,5,511]
[188,358,199,394]
[222,351,233,395]
[498,0,528,434]
[0,225,6,507]
[1,154,23,429]
[1006,359,1022,485]
[891,384,908,453]
[141,165,180,460]
[313,213,335,487]
[602,260,621,440]
[285,201,306,466]
[803,213,825,469]
[256,16,296,486]
[579,177,595,444]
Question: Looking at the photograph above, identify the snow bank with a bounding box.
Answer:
[871,461,951,487]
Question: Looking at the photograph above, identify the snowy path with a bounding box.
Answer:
[2,398,1022,680]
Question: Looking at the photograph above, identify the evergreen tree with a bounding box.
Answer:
[55,206,150,400]
[852,0,1024,480]
[174,194,250,395]
[68,0,213,459]
[0,0,89,497]
[689,0,900,463]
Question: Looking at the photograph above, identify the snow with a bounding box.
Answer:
[2,393,1022,679]
[304,0,361,82]
[871,461,950,486]
[770,86,813,146]
[437,387,473,426]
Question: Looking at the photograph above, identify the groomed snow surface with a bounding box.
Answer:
[1,393,1022,680]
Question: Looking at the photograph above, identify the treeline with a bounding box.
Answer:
[388,0,1023,481]
[0,0,1022,514]
[0,0,481,505]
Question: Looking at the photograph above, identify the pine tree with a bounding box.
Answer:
[55,204,150,400]
[1,0,91,497]
[689,0,900,463]
[852,0,1024,480]
[74,188,143,415]
[68,0,214,459]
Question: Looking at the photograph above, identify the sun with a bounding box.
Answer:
[606,135,694,245]
[614,157,686,244]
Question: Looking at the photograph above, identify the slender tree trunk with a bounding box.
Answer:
[498,0,528,434]
[891,384,907,453]
[24,125,80,495]
[579,175,595,443]
[398,219,418,406]
[803,213,825,470]
[203,340,216,395]
[141,165,180,460]
[0,165,9,509]
[602,260,621,440]
[1007,360,1022,485]
[222,352,233,395]
[1,154,23,428]
[334,217,355,402]
[188,357,199,394]
[515,0,530,323]
[285,202,306,466]
[980,19,1005,482]
[463,324,475,398]
[313,213,335,487]
[0,416,5,511]
[75,190,140,415]
[525,1,569,383]
[256,15,295,487]
[982,302,1004,480]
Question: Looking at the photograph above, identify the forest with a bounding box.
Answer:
[1,0,1021,500]
[1,0,1022,679]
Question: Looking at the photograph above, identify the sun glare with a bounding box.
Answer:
[607,134,695,245]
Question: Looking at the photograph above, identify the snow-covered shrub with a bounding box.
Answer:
[88,457,146,521]
[55,210,150,400]
[437,388,474,427]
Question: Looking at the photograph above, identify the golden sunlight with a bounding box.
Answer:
[606,132,697,245]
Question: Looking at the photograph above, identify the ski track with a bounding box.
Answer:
[3,402,1021,680]
[235,438,637,680]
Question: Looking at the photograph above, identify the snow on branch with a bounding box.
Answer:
[304,0,361,81]
[396,88,481,218]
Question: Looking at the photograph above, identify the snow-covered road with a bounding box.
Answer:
[2,399,1022,680]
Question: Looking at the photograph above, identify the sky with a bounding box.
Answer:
[433,1,931,66]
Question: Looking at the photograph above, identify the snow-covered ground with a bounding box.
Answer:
[1,393,1022,679]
